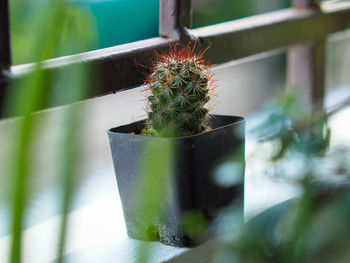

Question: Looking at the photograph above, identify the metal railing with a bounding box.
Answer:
[1,0,350,116]
[0,0,11,105]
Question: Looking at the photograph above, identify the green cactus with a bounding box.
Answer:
[144,43,215,137]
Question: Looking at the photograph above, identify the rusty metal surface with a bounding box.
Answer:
[159,0,192,39]
[1,1,350,116]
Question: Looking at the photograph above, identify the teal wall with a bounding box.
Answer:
[73,0,159,49]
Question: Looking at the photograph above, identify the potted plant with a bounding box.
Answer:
[107,43,245,247]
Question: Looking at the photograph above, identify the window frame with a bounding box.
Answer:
[1,0,350,117]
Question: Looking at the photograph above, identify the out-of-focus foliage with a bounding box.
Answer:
[5,0,95,262]
[133,141,175,263]
[10,0,96,64]
[256,94,331,161]
[215,93,350,263]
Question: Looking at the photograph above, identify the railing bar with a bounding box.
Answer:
[192,9,311,36]
[11,2,350,77]
[326,96,350,116]
[0,0,11,108]
[1,38,175,118]
[293,0,320,9]
[0,0,12,74]
[0,2,349,117]
[11,38,173,76]
[190,3,350,65]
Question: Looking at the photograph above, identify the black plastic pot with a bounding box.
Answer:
[107,115,245,247]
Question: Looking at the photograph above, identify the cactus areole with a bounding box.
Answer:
[144,43,215,137]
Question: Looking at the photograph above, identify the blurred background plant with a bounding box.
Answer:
[213,93,350,263]
[3,0,96,262]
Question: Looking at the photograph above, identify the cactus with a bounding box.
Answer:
[144,43,215,137]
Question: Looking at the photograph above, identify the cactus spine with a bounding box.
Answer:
[145,43,215,137]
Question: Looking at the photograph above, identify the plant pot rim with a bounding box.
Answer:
[108,114,245,140]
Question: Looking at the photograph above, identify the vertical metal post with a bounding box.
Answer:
[159,0,192,40]
[287,0,325,110]
[0,0,11,108]
[0,0,12,75]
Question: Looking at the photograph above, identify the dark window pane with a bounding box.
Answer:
[73,0,159,49]
[192,0,290,28]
